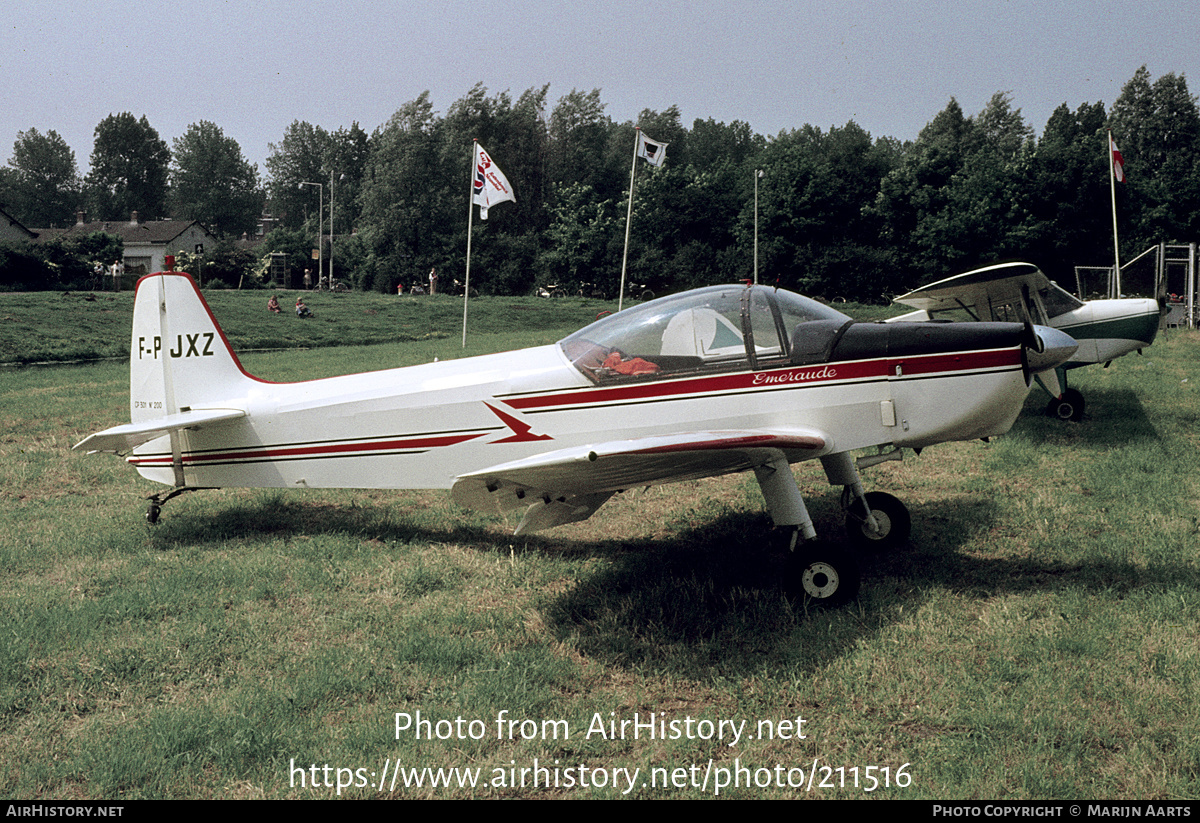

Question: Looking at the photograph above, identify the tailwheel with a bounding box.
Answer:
[143,486,205,525]
[845,490,911,551]
[785,540,860,607]
[1046,388,1084,422]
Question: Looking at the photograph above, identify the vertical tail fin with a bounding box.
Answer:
[130,272,254,423]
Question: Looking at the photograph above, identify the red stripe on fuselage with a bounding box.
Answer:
[129,431,486,467]
[502,347,1020,412]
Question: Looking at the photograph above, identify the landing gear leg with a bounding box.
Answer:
[754,453,860,607]
[753,454,816,541]
[1038,368,1084,422]
[823,452,912,551]
[841,489,911,550]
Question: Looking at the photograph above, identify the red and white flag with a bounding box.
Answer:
[1110,135,1126,183]
[637,131,667,167]
[473,143,515,219]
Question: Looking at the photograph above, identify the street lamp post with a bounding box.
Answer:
[298,181,323,287]
[329,171,345,287]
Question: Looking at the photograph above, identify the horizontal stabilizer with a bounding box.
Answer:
[73,408,246,453]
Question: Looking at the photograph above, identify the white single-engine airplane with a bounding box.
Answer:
[889,261,1162,421]
[76,268,1077,605]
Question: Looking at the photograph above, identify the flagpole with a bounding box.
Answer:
[753,169,762,285]
[1108,129,1122,298]
[618,127,640,313]
[463,140,476,348]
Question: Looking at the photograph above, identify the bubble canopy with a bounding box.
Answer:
[558,284,853,382]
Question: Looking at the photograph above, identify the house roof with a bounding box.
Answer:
[31,214,217,246]
[0,205,36,240]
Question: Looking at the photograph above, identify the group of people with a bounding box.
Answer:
[267,295,312,318]
[92,260,125,291]
[397,267,439,296]
[272,266,442,310]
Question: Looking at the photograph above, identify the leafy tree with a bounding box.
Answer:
[501,86,552,232]
[443,82,510,155]
[541,181,620,291]
[1,128,82,227]
[0,243,52,291]
[435,84,552,293]
[688,118,763,174]
[22,231,124,290]
[1025,101,1110,278]
[754,122,896,296]
[1107,66,1156,171]
[973,91,1035,160]
[471,230,542,295]
[172,238,257,288]
[873,96,1039,288]
[327,122,370,237]
[628,163,735,291]
[1109,67,1200,246]
[170,121,263,238]
[444,83,551,234]
[685,118,767,285]
[548,89,620,201]
[933,93,1035,269]
[84,113,170,221]
[256,226,314,286]
[874,99,972,278]
[329,232,371,289]
[358,92,452,278]
[442,83,549,235]
[265,121,332,230]
[267,120,370,279]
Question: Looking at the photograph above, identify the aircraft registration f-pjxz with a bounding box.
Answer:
[76,269,1077,605]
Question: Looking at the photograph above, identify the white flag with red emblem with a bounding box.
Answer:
[473,143,515,219]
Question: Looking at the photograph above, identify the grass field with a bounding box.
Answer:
[0,288,624,365]
[1,288,1198,799]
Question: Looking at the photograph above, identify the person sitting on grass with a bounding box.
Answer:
[295,297,313,318]
[267,295,281,314]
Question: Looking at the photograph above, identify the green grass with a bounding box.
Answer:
[0,287,894,365]
[1,290,1198,798]
[0,288,621,365]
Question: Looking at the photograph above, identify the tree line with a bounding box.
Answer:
[3,66,1199,298]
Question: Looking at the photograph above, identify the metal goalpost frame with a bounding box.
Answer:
[1077,243,1197,329]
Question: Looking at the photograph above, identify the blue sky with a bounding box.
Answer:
[3,0,1197,175]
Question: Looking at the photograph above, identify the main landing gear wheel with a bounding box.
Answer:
[845,491,911,551]
[1046,388,1085,422]
[785,541,860,608]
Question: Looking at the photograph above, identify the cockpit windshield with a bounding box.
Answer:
[1039,281,1085,318]
[558,285,851,382]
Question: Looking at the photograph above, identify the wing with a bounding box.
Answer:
[893,262,1049,316]
[451,428,827,534]
[73,408,246,453]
